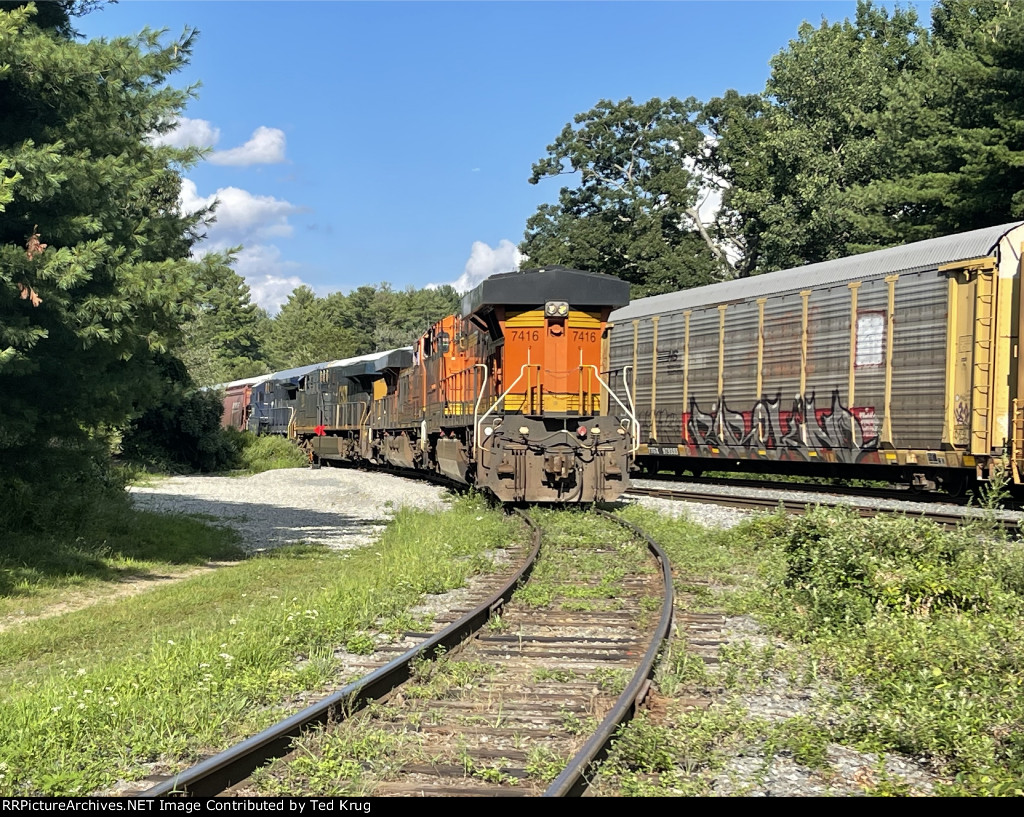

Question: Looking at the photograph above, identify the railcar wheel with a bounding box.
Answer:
[940,473,969,498]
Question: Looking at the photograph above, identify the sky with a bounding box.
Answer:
[75,0,931,312]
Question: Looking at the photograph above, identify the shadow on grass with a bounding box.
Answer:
[2,478,402,599]
[0,507,247,599]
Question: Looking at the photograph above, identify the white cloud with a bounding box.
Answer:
[450,239,523,292]
[231,245,306,314]
[180,179,300,245]
[210,126,287,166]
[149,116,221,149]
[180,180,307,313]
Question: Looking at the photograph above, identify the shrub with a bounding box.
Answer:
[764,507,1012,632]
[237,434,308,473]
[121,389,241,473]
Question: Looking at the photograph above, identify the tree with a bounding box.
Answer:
[521,97,729,297]
[0,2,209,502]
[702,1,929,273]
[179,256,268,386]
[265,286,356,369]
[852,0,1024,241]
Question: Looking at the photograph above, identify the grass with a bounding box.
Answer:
[250,506,662,796]
[236,434,309,474]
[0,501,245,624]
[512,508,653,611]
[592,495,1024,797]
[0,495,525,796]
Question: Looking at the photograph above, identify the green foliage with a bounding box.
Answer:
[0,2,227,522]
[178,256,268,386]
[764,507,1008,631]
[261,282,460,371]
[702,1,929,274]
[728,506,1024,793]
[0,440,130,536]
[609,715,678,773]
[0,496,523,795]
[236,432,308,473]
[264,285,356,371]
[121,378,241,473]
[522,97,728,296]
[856,0,1024,241]
[0,500,243,605]
[704,0,1024,274]
[527,2,1024,290]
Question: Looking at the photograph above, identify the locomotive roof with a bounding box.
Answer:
[331,348,414,378]
[612,221,1024,321]
[320,349,395,370]
[461,265,630,317]
[373,348,414,371]
[266,362,323,382]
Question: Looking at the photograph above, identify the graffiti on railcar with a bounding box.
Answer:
[683,389,879,462]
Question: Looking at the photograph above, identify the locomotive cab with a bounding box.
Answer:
[463,266,634,502]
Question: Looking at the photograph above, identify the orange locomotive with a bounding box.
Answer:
[302,265,635,502]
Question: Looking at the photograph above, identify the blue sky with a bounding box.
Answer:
[77,1,928,312]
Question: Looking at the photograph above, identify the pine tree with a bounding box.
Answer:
[0,2,211,496]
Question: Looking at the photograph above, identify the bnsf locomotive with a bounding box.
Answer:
[221,267,635,502]
[608,221,1024,495]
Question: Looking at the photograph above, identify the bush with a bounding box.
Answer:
[0,441,130,537]
[763,507,1012,632]
[237,433,308,473]
[121,388,241,473]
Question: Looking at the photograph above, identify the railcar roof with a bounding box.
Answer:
[612,221,1024,321]
[462,265,631,317]
[266,362,323,382]
[204,373,272,392]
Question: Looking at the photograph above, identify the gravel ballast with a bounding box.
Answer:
[128,467,449,552]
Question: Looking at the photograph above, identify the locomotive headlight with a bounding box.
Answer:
[519,426,530,435]
[591,427,601,436]
[545,300,569,318]
[483,426,494,437]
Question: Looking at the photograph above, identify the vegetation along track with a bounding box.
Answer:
[141,509,674,797]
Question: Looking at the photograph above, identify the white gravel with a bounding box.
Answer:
[128,467,449,552]
[623,494,752,529]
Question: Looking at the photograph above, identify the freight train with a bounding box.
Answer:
[607,221,1024,495]
[219,266,635,502]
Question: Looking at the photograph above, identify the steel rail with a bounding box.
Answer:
[637,472,979,504]
[543,510,675,797]
[141,510,542,797]
[625,485,1021,534]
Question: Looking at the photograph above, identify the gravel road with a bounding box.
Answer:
[128,466,449,552]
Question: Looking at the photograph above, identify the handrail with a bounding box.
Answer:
[471,363,489,456]
[474,360,537,454]
[586,365,639,456]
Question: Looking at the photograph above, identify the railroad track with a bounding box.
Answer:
[625,484,1022,534]
[139,509,675,797]
[637,471,981,504]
